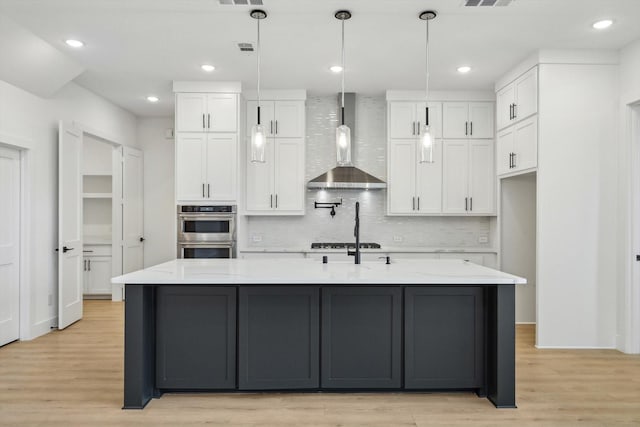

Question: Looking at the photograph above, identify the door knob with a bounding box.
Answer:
[139,237,145,242]
[62,246,74,253]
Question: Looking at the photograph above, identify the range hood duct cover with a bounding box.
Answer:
[307,93,387,190]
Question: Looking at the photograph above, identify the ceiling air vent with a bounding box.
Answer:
[238,42,254,52]
[464,0,514,6]
[219,0,264,5]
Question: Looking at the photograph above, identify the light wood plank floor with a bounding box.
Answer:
[1,301,639,426]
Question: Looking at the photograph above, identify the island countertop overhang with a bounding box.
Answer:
[111,258,526,285]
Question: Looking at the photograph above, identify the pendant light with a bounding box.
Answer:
[335,10,352,166]
[419,11,436,163]
[250,9,267,163]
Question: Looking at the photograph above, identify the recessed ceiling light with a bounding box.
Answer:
[146,96,159,103]
[330,65,343,73]
[65,39,84,48]
[201,64,215,72]
[592,19,613,30]
[457,66,472,74]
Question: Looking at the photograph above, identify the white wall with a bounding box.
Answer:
[0,79,137,339]
[501,173,536,324]
[137,117,176,267]
[617,38,640,353]
[537,63,618,348]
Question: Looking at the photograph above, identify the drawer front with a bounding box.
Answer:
[83,245,111,257]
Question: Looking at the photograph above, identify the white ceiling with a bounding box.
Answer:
[1,0,640,117]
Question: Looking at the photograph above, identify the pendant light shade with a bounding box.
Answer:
[250,9,267,163]
[335,10,352,166]
[419,11,436,164]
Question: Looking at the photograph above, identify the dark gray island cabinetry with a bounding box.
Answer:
[114,259,524,409]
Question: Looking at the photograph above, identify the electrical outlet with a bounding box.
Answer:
[478,235,489,244]
[48,294,53,306]
[393,235,404,243]
[251,234,263,243]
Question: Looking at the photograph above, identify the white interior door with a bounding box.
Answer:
[123,147,144,273]
[58,121,83,329]
[0,146,20,346]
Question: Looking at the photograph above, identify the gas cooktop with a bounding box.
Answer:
[310,242,381,250]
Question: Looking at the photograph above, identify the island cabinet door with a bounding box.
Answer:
[156,286,236,389]
[321,287,402,389]
[404,287,485,389]
[238,286,320,389]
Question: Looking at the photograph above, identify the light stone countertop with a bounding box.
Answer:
[112,258,525,285]
[240,247,498,254]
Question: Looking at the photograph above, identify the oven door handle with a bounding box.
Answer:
[178,243,235,249]
[179,215,236,221]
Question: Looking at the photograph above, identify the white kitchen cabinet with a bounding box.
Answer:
[246,100,305,138]
[442,102,494,139]
[176,93,237,133]
[442,140,495,215]
[496,116,537,177]
[496,67,537,131]
[176,133,237,202]
[83,245,112,296]
[245,138,305,215]
[388,102,442,139]
[387,139,442,215]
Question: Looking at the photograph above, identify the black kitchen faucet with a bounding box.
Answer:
[347,202,361,264]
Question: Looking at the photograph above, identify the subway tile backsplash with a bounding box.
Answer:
[246,95,491,249]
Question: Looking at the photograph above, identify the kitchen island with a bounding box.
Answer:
[112,258,525,410]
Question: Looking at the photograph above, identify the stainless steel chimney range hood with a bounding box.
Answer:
[307,93,387,190]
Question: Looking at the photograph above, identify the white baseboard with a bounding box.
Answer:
[535,345,617,350]
[26,317,57,341]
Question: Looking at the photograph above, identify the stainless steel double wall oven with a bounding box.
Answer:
[177,205,236,259]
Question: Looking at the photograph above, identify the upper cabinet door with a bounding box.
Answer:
[176,93,207,132]
[467,140,494,214]
[273,138,305,212]
[514,67,537,122]
[273,101,305,138]
[207,94,237,132]
[246,138,274,212]
[442,102,469,139]
[513,116,537,172]
[389,102,417,139]
[468,102,494,139]
[206,134,237,201]
[496,84,515,131]
[416,102,443,139]
[246,101,275,137]
[387,140,417,214]
[442,140,469,214]
[415,140,443,214]
[176,133,207,201]
[496,127,515,177]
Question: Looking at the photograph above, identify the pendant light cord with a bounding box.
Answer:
[341,18,345,125]
[257,17,261,111]
[425,18,429,106]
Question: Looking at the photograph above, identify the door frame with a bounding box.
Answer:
[627,102,640,354]
[0,133,31,341]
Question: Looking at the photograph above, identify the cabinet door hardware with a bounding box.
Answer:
[207,184,210,198]
[83,250,93,253]
[88,259,91,271]
[202,114,205,129]
[470,197,473,211]
[275,121,278,135]
[412,122,416,136]
[202,183,205,198]
[465,197,468,211]
[512,153,517,168]
[417,122,420,135]
[513,104,517,119]
[417,197,420,211]
[412,197,415,211]
[270,194,273,208]
[470,122,473,136]
[465,122,468,136]
[509,104,513,120]
[275,194,278,208]
[84,260,87,271]
[208,114,211,129]
[270,120,273,135]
